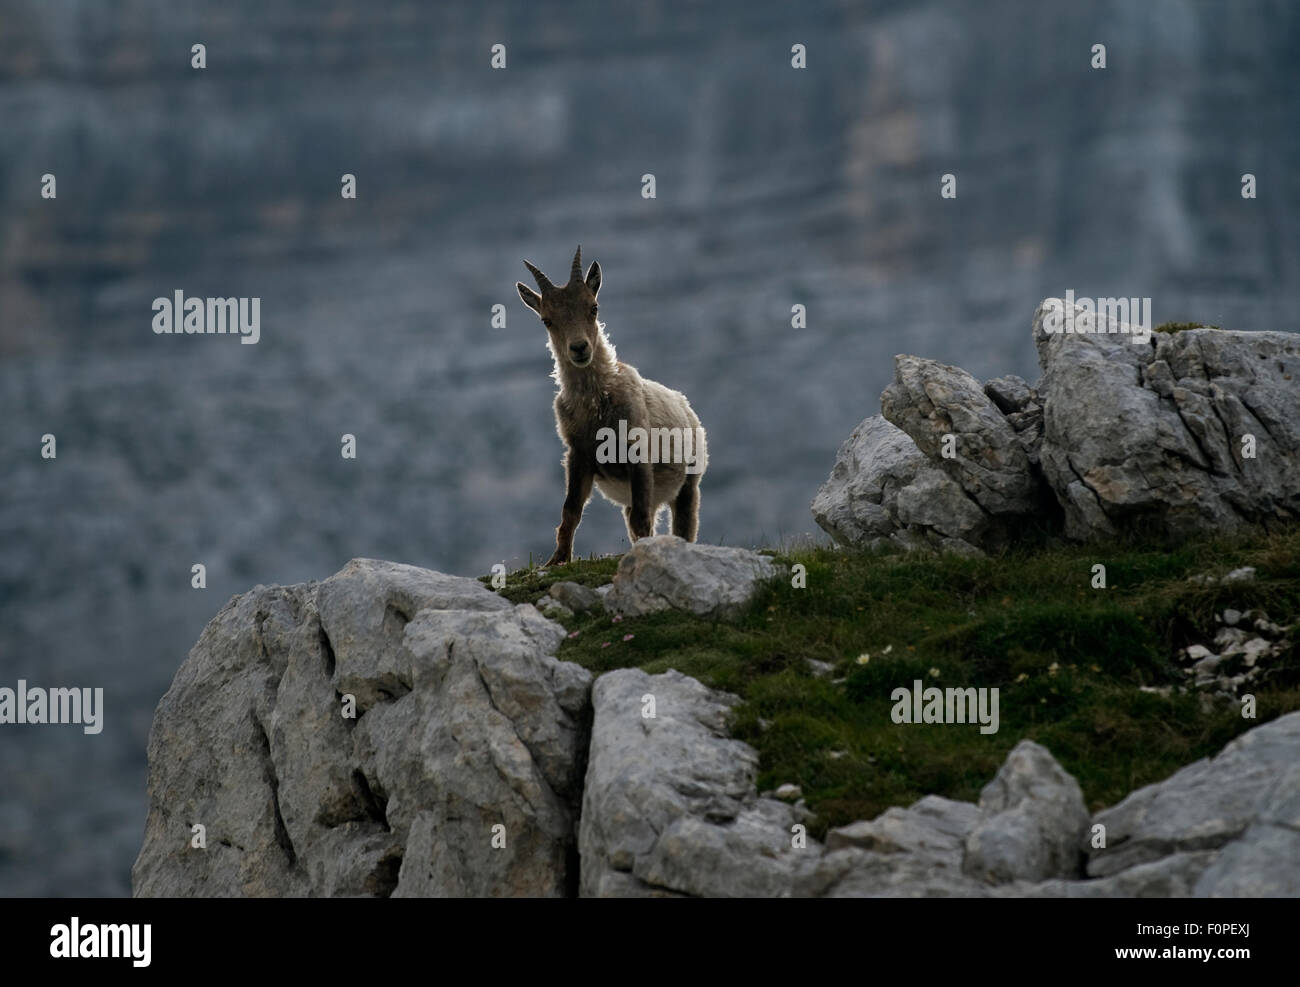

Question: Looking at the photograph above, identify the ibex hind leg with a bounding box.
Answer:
[671,474,700,541]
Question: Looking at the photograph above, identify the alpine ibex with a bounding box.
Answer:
[516,246,707,566]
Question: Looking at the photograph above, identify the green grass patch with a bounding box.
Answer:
[485,554,622,605]
[487,528,1300,838]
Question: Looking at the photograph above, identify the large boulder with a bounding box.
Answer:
[815,299,1300,550]
[1034,299,1300,540]
[793,744,1089,897]
[1084,710,1300,896]
[579,668,811,897]
[794,715,1300,898]
[811,415,989,555]
[813,354,1053,556]
[962,740,1089,884]
[603,535,782,619]
[882,355,1040,517]
[132,559,591,898]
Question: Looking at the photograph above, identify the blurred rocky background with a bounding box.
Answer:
[1,0,1298,895]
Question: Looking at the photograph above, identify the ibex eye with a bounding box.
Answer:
[590,306,599,317]
[543,319,553,328]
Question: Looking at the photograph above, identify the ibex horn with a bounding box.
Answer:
[524,261,554,292]
[570,245,583,285]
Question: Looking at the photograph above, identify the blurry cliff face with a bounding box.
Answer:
[1,0,1298,895]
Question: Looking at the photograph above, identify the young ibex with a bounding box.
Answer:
[517,246,707,566]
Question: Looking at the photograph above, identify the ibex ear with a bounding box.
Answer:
[585,261,601,297]
[517,282,542,313]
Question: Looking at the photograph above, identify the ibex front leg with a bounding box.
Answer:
[625,461,655,542]
[545,452,593,567]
